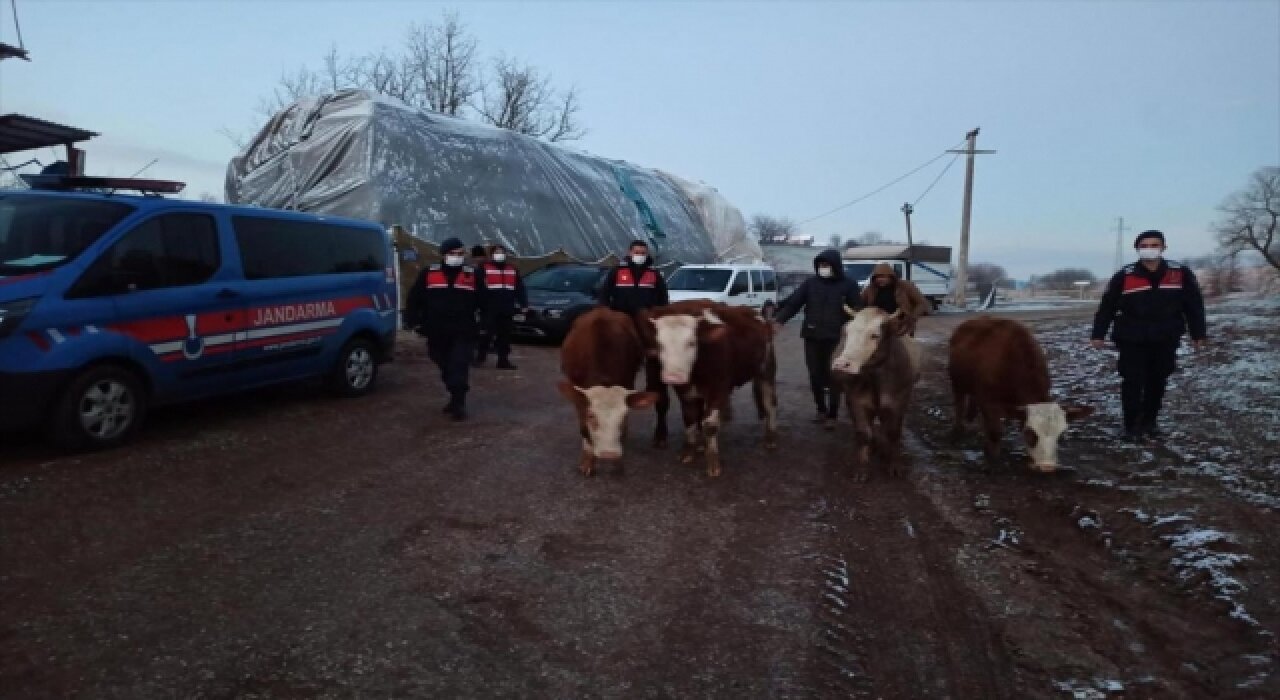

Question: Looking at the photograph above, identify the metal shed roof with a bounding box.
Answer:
[0,114,97,155]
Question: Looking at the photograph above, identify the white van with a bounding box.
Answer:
[666,263,779,310]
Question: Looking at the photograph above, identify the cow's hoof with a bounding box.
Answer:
[764,437,778,450]
[851,469,871,483]
[580,466,595,477]
[707,463,722,478]
[679,451,696,465]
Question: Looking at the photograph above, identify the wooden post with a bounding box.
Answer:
[901,202,914,280]
[947,128,996,308]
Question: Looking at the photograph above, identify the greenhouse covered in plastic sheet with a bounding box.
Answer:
[225,90,761,266]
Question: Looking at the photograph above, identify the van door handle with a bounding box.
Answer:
[216,288,240,299]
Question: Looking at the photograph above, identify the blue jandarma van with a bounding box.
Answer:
[0,176,398,449]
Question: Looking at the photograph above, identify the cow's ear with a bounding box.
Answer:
[1013,406,1029,423]
[1064,404,1095,422]
[635,311,658,346]
[557,380,584,405]
[627,391,661,409]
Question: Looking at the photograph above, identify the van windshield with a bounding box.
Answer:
[0,195,135,275]
[842,263,876,281]
[668,268,731,292]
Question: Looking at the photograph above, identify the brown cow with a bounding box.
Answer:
[557,307,660,476]
[830,307,922,479]
[640,300,778,477]
[948,317,1094,472]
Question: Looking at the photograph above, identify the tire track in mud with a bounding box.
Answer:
[799,431,1019,699]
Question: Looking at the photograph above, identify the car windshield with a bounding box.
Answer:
[525,265,601,293]
[0,195,135,275]
[668,268,731,292]
[843,263,876,280]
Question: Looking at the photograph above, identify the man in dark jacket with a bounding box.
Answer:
[774,249,864,428]
[1091,230,1208,440]
[474,243,529,370]
[599,239,669,315]
[599,239,672,445]
[404,237,487,421]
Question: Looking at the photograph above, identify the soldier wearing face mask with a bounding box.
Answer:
[1091,230,1208,441]
[773,249,864,429]
[475,244,529,370]
[599,240,669,315]
[404,238,488,421]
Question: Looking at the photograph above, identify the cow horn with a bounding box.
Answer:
[701,309,724,325]
[843,304,857,318]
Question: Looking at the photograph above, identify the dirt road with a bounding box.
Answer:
[2,306,1275,698]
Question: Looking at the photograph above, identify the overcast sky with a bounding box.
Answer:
[2,0,1277,279]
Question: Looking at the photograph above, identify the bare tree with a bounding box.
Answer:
[854,231,888,246]
[197,192,220,203]
[404,12,479,115]
[1215,166,1280,271]
[1037,267,1096,290]
[749,214,796,243]
[477,55,586,141]
[247,15,586,143]
[828,234,844,249]
[968,262,1007,288]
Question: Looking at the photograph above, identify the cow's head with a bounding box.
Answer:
[558,381,659,459]
[650,309,727,385]
[831,308,908,376]
[1015,403,1095,471]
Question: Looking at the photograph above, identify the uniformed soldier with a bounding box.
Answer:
[404,238,487,421]
[599,239,669,315]
[474,244,529,370]
[1091,230,1208,441]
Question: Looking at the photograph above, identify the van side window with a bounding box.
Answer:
[232,216,385,280]
[728,271,749,296]
[761,269,777,292]
[749,269,763,293]
[70,213,220,297]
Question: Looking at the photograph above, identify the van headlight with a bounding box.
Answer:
[0,297,37,339]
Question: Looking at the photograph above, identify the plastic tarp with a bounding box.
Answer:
[226,89,758,265]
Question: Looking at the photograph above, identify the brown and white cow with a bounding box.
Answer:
[948,317,1094,472]
[641,300,778,477]
[830,307,922,479]
[557,307,661,476]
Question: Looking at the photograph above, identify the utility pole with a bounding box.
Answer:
[947,128,996,308]
[1113,216,1129,271]
[901,202,914,280]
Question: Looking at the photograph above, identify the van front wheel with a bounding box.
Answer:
[49,365,148,450]
[330,337,379,397]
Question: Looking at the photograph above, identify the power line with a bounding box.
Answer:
[911,153,960,207]
[10,0,24,49]
[797,140,965,226]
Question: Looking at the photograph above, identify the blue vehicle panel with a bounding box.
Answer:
[0,189,398,438]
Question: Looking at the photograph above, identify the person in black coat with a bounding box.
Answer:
[474,243,529,370]
[1091,230,1208,440]
[599,239,669,315]
[404,237,487,420]
[773,249,864,428]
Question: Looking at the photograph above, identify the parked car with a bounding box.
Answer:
[513,262,609,343]
[666,263,778,312]
[0,176,398,449]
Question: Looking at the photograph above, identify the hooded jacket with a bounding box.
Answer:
[860,262,930,323]
[599,255,669,316]
[1092,258,1207,344]
[774,249,864,340]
